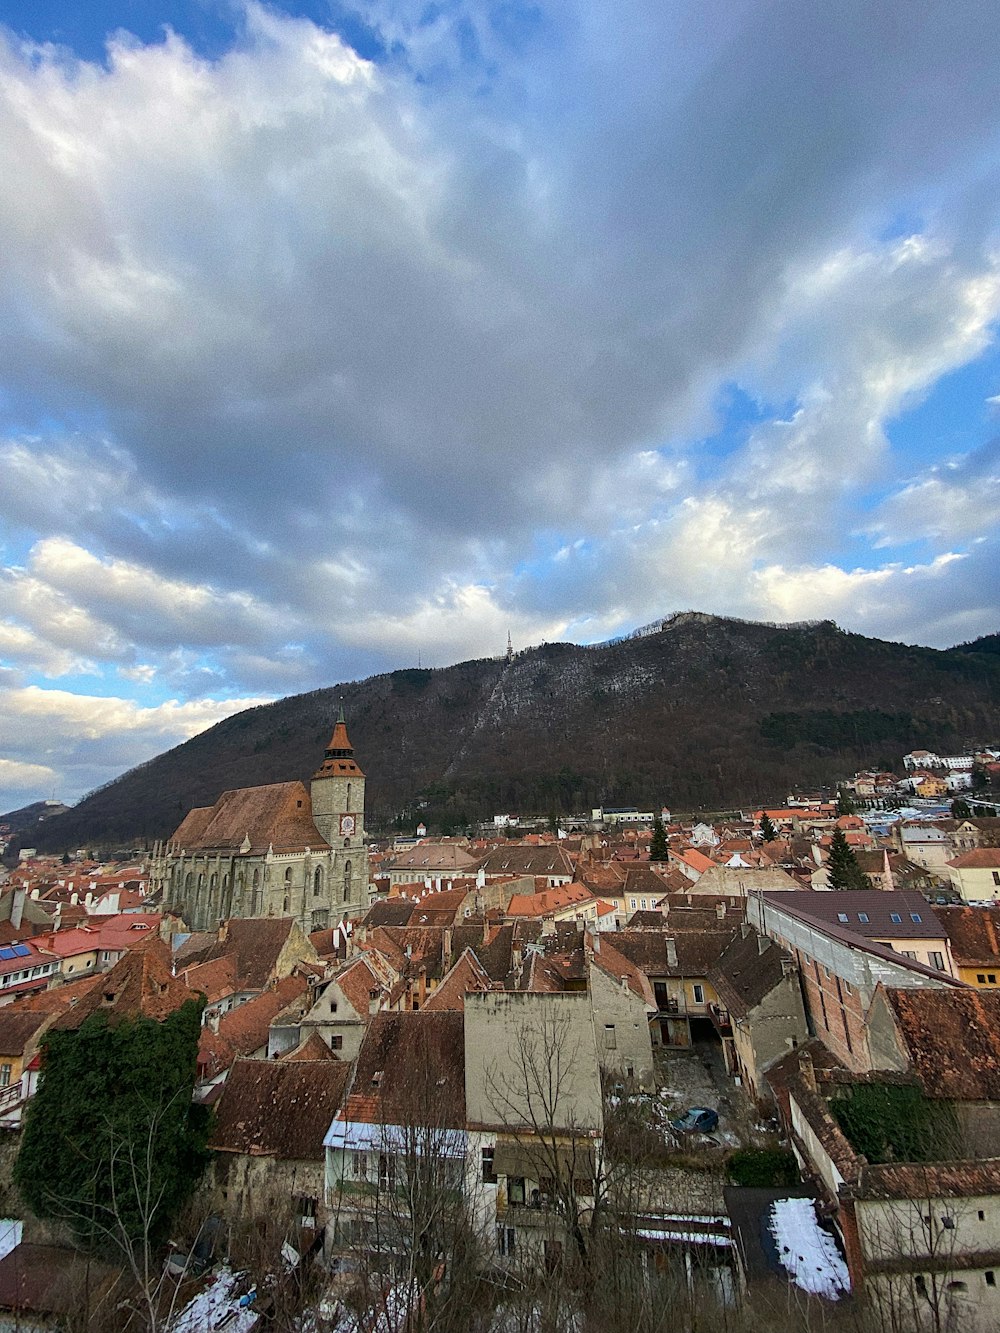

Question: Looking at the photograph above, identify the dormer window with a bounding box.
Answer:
[890,913,902,924]
[858,913,869,924]
[372,1070,383,1086]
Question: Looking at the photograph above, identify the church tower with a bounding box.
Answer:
[311,704,367,910]
[312,704,366,846]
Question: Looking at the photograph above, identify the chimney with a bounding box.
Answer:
[476,867,486,890]
[70,892,78,906]
[757,933,768,955]
[10,888,25,931]
[666,938,678,968]
[780,956,797,977]
[84,892,92,908]
[798,1048,817,1094]
[443,927,453,961]
[542,918,556,936]
[593,933,601,953]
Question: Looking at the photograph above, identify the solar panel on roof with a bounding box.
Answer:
[12,944,30,957]
[0,947,14,961]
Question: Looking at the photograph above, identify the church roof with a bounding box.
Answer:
[312,706,365,781]
[170,781,329,854]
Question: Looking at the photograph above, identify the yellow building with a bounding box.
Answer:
[946,849,1000,904]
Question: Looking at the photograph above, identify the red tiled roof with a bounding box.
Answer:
[53,939,199,1030]
[210,1057,349,1158]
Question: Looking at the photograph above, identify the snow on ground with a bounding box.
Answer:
[170,1266,258,1332]
[768,1197,850,1300]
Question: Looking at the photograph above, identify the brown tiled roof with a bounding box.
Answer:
[883,987,1000,1100]
[197,918,311,991]
[53,939,199,1030]
[342,1011,466,1128]
[171,931,218,967]
[332,956,384,1019]
[613,928,737,977]
[170,781,328,853]
[361,900,416,929]
[0,1009,48,1056]
[708,929,793,1018]
[478,846,575,878]
[856,1160,1000,1201]
[210,1057,349,1159]
[170,806,214,847]
[280,1031,339,1062]
[198,974,309,1078]
[934,905,1000,966]
[949,848,1000,869]
[180,955,239,1003]
[385,844,480,873]
[0,1244,117,1317]
[14,973,102,1014]
[423,949,492,1012]
[589,935,656,1006]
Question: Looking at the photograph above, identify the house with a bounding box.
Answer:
[767,1040,1000,1332]
[708,927,808,1106]
[0,1010,50,1126]
[208,1053,350,1232]
[611,928,736,1047]
[0,941,60,1002]
[894,822,954,872]
[946,849,1000,904]
[381,841,481,889]
[196,973,310,1091]
[324,1011,469,1259]
[935,906,1000,987]
[747,892,963,1073]
[477,845,576,886]
[281,952,395,1060]
[51,938,199,1031]
[464,990,604,1269]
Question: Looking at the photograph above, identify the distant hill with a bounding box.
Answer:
[953,632,1000,657]
[1,800,73,839]
[28,613,1000,851]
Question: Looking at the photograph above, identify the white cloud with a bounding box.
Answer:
[0,685,272,809]
[0,757,58,796]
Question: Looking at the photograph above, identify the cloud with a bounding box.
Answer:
[1,0,1000,807]
[0,685,272,810]
[0,757,58,798]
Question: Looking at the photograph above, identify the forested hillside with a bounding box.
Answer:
[25,613,1000,850]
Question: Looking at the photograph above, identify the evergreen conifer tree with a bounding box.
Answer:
[649,817,668,862]
[827,825,871,890]
[759,813,778,843]
[837,789,857,816]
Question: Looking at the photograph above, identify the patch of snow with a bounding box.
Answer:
[636,1228,732,1247]
[0,1221,22,1262]
[768,1198,850,1300]
[169,1266,257,1333]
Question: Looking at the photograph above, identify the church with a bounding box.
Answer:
[151,708,369,933]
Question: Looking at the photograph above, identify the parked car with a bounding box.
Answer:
[670,1107,719,1133]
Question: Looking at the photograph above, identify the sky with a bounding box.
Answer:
[1,0,1000,812]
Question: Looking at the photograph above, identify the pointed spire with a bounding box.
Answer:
[312,700,364,778]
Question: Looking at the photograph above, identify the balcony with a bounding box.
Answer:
[708,1004,732,1038]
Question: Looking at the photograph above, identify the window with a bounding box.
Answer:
[482,1147,497,1184]
[604,1024,617,1049]
[994,871,1000,886]
[352,1152,368,1181]
[990,975,997,985]
[858,913,870,924]
[929,952,945,971]
[330,1035,343,1050]
[890,913,902,924]
[630,899,638,910]
[902,950,917,960]
[986,1271,996,1287]
[508,1177,526,1205]
[295,1195,317,1221]
[640,899,648,910]
[979,1210,986,1221]
[910,913,922,923]
[837,913,849,923]
[979,974,988,984]
[843,980,852,995]
[378,1154,396,1188]
[692,984,705,1004]
[497,1226,516,1256]
[0,1065,10,1088]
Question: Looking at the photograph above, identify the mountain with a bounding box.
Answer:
[27,613,1000,851]
[0,801,73,839]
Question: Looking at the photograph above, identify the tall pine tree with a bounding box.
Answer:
[759,813,778,843]
[827,826,871,891]
[649,817,669,862]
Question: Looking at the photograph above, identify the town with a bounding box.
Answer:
[0,719,999,1331]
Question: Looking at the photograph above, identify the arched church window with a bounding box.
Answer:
[283,895,290,913]
[343,860,353,902]
[346,783,352,810]
[210,873,218,891]
[314,867,323,898]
